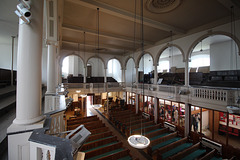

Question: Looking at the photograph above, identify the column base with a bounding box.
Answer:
[13,115,45,126]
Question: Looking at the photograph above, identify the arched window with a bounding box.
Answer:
[158,60,169,72]
[190,54,210,68]
[62,56,69,78]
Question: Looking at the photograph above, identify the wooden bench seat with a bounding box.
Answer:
[97,149,132,160]
[89,127,109,135]
[145,127,166,135]
[142,124,162,135]
[147,132,180,156]
[84,142,123,160]
[122,119,149,133]
[130,124,156,136]
[157,137,192,160]
[168,142,206,160]
[198,149,222,160]
[82,136,118,151]
[67,120,104,130]
[67,116,99,125]
[86,131,112,143]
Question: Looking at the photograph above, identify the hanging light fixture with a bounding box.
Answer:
[128,0,150,149]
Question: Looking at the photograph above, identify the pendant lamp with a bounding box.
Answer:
[127,0,150,149]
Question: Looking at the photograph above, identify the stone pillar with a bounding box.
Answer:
[104,68,107,83]
[13,0,44,125]
[121,68,126,83]
[185,60,189,86]
[184,103,190,137]
[135,67,139,83]
[154,64,158,85]
[46,43,57,95]
[58,64,62,84]
[84,67,87,83]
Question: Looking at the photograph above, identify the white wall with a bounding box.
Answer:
[107,59,121,82]
[68,55,74,75]
[210,40,240,71]
[88,57,104,77]
[139,54,153,74]
[126,58,136,83]
[157,47,184,71]
[202,110,209,130]
[78,58,84,76]
[0,37,18,70]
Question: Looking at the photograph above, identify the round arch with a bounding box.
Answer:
[124,56,135,70]
[86,55,106,69]
[59,51,85,67]
[136,51,154,68]
[60,53,85,78]
[187,31,240,61]
[155,44,185,65]
[106,57,123,70]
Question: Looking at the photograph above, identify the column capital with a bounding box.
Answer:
[45,39,59,46]
[121,67,126,70]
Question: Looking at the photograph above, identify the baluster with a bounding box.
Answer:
[42,148,48,160]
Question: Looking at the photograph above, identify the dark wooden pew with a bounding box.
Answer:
[168,142,206,160]
[147,132,179,156]
[89,127,109,135]
[97,149,131,160]
[157,137,192,160]
[84,142,123,159]
[86,131,112,143]
[67,120,103,130]
[81,136,118,152]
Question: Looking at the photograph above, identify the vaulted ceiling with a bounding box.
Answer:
[60,0,240,55]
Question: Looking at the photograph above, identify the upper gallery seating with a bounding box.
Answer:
[66,74,118,83]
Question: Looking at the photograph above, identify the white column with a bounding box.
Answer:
[135,67,139,83]
[121,69,126,83]
[104,68,107,83]
[58,64,62,84]
[13,0,44,125]
[135,94,139,114]
[185,60,189,86]
[84,67,87,83]
[56,47,61,85]
[154,65,158,85]
[154,97,158,124]
[46,44,57,95]
[184,103,190,137]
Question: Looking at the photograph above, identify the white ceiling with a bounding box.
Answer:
[0,0,240,55]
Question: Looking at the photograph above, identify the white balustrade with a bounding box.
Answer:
[46,111,65,137]
[30,142,56,160]
[193,88,227,102]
